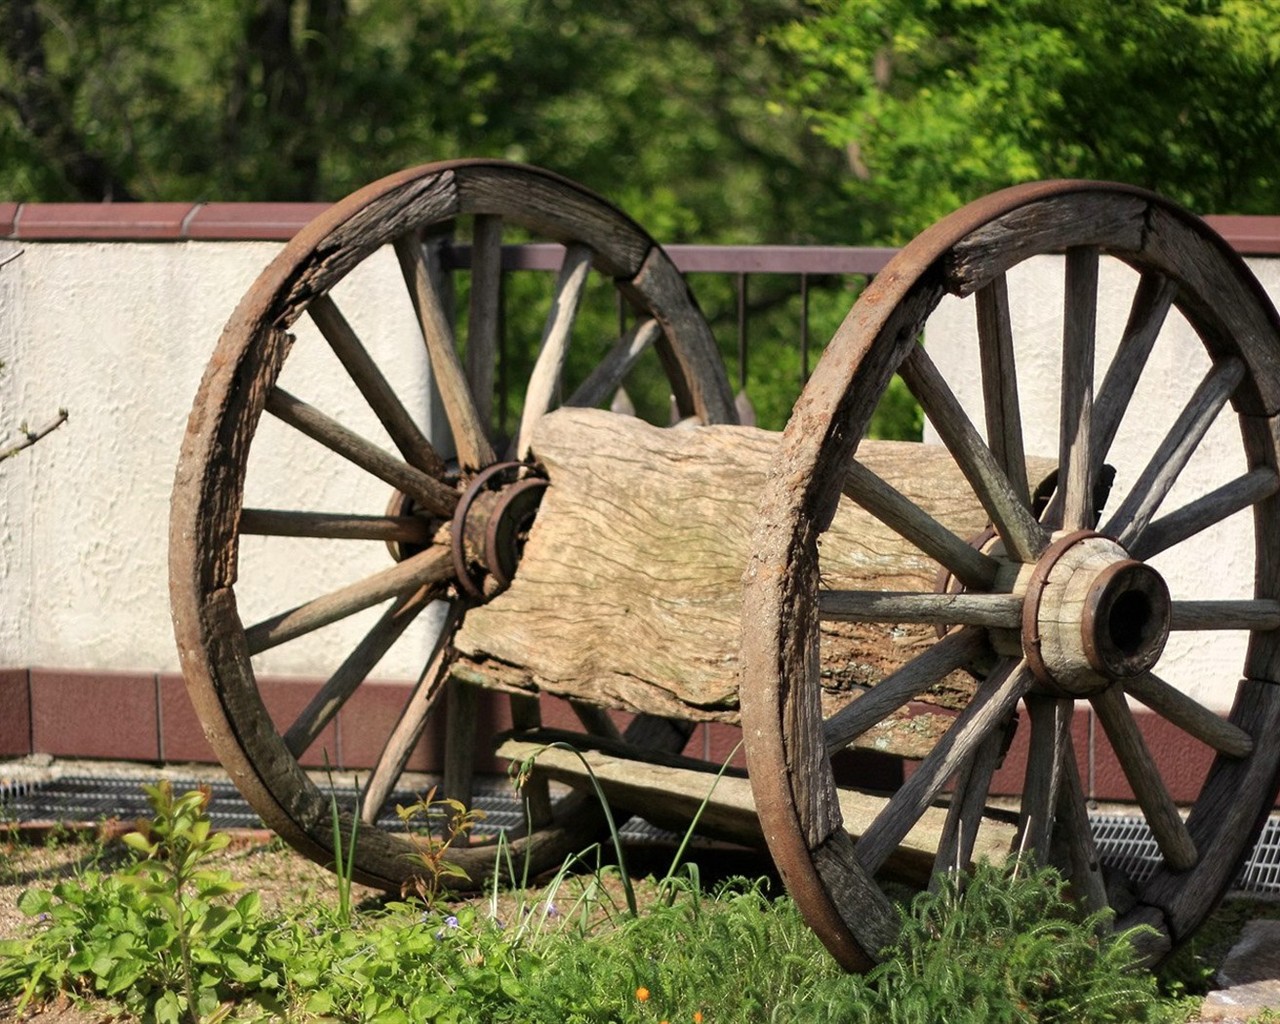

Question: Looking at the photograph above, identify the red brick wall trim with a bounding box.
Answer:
[5,666,1276,809]
[2,203,1278,253]
[3,202,329,242]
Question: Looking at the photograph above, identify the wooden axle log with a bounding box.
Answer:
[452,407,1054,756]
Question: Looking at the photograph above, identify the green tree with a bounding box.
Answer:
[0,0,852,245]
[775,0,1280,243]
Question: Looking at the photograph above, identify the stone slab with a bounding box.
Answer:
[1200,919,1280,1021]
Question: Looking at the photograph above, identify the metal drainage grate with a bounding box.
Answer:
[4,774,1278,893]
[0,772,674,844]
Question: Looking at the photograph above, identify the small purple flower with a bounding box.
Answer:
[544,901,559,919]
[434,915,459,940]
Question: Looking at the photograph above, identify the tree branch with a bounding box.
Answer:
[0,409,69,462]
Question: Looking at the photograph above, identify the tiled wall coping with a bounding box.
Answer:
[2,201,1279,254]
[0,202,330,242]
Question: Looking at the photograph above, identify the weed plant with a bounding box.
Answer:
[1,780,1195,1024]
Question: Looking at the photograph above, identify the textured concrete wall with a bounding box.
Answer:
[3,239,1278,719]
[0,239,447,684]
[928,254,1280,711]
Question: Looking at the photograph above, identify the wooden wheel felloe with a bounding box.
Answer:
[170,159,736,891]
[741,181,1280,971]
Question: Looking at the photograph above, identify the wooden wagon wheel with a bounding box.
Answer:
[170,159,737,890]
[741,181,1280,970]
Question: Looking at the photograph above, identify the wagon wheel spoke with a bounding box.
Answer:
[822,627,989,753]
[284,587,433,758]
[1092,273,1177,464]
[1131,467,1280,560]
[395,233,496,471]
[843,460,1001,589]
[515,243,595,460]
[976,273,1029,505]
[1040,271,1177,528]
[1169,599,1280,632]
[1017,694,1072,862]
[932,726,1008,881]
[1101,357,1246,547]
[567,318,662,410]
[361,600,466,825]
[265,387,458,518]
[239,509,433,544]
[856,659,1032,876]
[1055,736,1110,915]
[820,591,1021,628]
[1058,247,1099,532]
[308,293,448,479]
[244,545,453,654]
[900,345,1048,562]
[466,214,504,429]
[1123,672,1253,758]
[1090,686,1198,870]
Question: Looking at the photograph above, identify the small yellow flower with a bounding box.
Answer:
[636,987,650,1003]
[694,1014,704,1023]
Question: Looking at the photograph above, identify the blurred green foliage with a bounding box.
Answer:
[3,0,1276,437]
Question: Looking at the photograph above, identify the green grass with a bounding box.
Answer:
[0,787,1205,1023]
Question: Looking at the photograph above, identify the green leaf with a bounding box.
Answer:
[153,989,183,1024]
[16,889,52,916]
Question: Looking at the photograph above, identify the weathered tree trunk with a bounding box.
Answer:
[453,408,1052,752]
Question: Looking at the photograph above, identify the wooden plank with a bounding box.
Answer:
[496,735,1016,884]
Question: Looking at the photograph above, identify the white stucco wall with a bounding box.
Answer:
[927,254,1280,710]
[3,240,1278,713]
[0,239,448,682]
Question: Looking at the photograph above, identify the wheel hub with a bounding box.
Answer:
[1021,530,1170,695]
[449,461,549,600]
